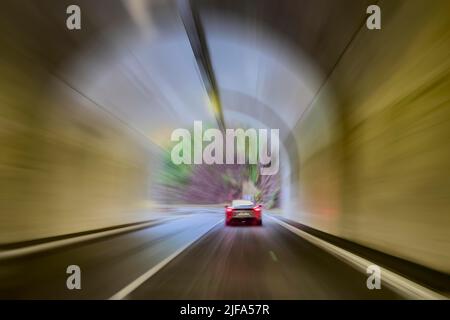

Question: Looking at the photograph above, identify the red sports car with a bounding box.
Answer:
[225,200,262,226]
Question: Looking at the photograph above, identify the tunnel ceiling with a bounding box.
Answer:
[196,0,373,75]
[38,0,374,149]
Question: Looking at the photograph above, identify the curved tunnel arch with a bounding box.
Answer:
[56,10,340,214]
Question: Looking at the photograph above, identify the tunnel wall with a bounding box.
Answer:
[289,0,450,273]
[0,6,160,243]
[0,63,159,244]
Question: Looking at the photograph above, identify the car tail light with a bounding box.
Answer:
[226,207,233,218]
[253,205,261,217]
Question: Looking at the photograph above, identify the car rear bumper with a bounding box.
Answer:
[226,210,262,225]
[232,211,257,219]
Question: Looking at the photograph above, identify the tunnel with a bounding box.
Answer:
[0,0,449,300]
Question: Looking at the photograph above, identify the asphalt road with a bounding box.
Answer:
[0,210,402,299]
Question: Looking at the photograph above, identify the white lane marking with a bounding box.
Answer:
[269,215,447,300]
[0,215,191,260]
[109,218,224,300]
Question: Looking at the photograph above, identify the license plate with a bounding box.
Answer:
[235,211,251,217]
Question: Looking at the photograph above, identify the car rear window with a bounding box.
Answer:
[232,200,254,207]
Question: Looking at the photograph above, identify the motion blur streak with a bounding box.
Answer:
[0,0,449,299]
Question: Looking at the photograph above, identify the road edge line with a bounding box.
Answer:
[0,216,188,260]
[269,215,447,300]
[109,218,224,300]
